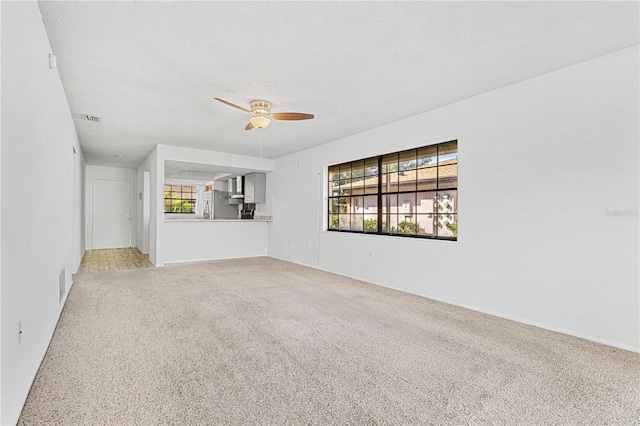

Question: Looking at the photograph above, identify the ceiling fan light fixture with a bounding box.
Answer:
[250,100,271,116]
[250,115,271,129]
[214,98,314,131]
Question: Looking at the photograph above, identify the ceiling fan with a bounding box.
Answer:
[214,98,314,130]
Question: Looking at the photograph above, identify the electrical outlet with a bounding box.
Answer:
[17,320,22,344]
[368,251,373,258]
[305,241,309,248]
[287,240,291,246]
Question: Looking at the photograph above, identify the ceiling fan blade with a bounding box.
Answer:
[245,122,255,131]
[271,112,315,121]
[214,98,251,114]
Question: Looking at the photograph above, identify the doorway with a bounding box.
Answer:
[92,178,132,249]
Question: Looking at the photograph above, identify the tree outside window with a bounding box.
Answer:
[164,185,196,213]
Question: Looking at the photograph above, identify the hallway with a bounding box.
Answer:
[79,248,153,272]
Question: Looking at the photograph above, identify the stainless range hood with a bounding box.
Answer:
[228,176,244,204]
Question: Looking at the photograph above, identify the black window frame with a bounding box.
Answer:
[164,184,197,214]
[327,140,458,241]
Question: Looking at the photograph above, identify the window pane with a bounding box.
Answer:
[339,179,351,196]
[438,163,457,189]
[436,190,457,214]
[351,175,365,195]
[398,193,416,217]
[337,197,349,213]
[383,193,398,214]
[330,214,339,230]
[438,141,457,162]
[397,214,417,235]
[399,149,417,171]
[389,215,401,233]
[351,196,364,214]
[363,195,377,214]
[382,194,398,233]
[381,173,399,192]
[339,163,352,179]
[416,191,436,214]
[352,215,364,232]
[364,214,378,232]
[352,160,364,179]
[339,215,350,231]
[436,213,457,238]
[365,157,379,176]
[330,198,341,214]
[398,169,417,192]
[329,179,340,196]
[417,214,435,236]
[381,153,398,173]
[364,175,378,194]
[418,145,437,168]
[417,166,437,190]
[329,165,341,181]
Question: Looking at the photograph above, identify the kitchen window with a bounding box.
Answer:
[327,140,457,240]
[164,185,196,214]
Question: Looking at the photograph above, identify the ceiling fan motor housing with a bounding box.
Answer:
[250,100,271,116]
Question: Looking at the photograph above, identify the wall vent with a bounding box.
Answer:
[58,268,66,304]
[83,115,101,123]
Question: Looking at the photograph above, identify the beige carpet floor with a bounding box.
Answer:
[19,257,640,425]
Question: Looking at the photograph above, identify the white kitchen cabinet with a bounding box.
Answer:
[244,173,266,203]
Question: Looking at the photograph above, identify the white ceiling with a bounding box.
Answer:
[39,1,639,169]
[164,160,252,183]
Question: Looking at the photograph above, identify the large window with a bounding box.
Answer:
[164,185,196,213]
[328,140,457,240]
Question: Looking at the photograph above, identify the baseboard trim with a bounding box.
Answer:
[162,254,269,266]
[268,255,639,354]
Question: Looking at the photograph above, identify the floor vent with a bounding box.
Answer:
[58,268,65,304]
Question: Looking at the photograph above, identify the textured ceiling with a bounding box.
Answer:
[38,1,639,168]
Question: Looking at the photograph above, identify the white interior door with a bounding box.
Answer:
[92,179,132,249]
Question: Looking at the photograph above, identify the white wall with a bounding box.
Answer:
[267,46,640,352]
[1,2,84,424]
[142,171,150,254]
[136,146,158,263]
[0,27,3,422]
[162,221,268,264]
[73,145,86,270]
[85,165,137,250]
